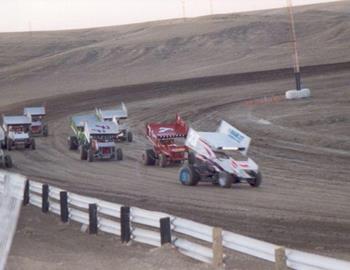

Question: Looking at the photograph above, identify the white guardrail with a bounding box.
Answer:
[1,171,350,270]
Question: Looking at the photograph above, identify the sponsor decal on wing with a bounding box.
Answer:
[159,127,174,133]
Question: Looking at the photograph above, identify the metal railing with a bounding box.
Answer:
[2,171,350,270]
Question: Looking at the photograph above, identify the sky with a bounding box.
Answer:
[0,0,343,32]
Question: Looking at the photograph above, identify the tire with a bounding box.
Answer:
[142,149,156,166]
[43,125,48,137]
[87,149,94,162]
[159,153,167,168]
[6,139,12,151]
[248,171,262,187]
[68,136,78,150]
[31,139,36,150]
[211,173,219,186]
[116,148,123,161]
[127,131,133,142]
[218,172,233,188]
[4,155,12,168]
[178,165,200,186]
[187,152,196,165]
[80,145,88,160]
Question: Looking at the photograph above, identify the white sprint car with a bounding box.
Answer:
[179,120,262,188]
[95,102,133,142]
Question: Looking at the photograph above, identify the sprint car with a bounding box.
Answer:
[95,102,133,142]
[24,106,48,136]
[2,115,36,151]
[142,114,188,167]
[179,120,262,188]
[68,114,123,162]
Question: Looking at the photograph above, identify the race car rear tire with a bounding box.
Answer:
[159,154,167,168]
[247,171,262,187]
[218,172,233,188]
[43,125,49,137]
[68,136,79,150]
[179,165,200,186]
[127,131,133,142]
[87,149,94,162]
[142,149,155,166]
[4,155,12,168]
[187,152,196,165]
[80,145,88,160]
[31,139,36,150]
[6,139,12,151]
[116,148,123,161]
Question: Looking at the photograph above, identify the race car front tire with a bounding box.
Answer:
[31,139,36,150]
[127,131,133,142]
[179,165,200,186]
[247,171,262,187]
[116,148,123,161]
[80,145,88,160]
[43,125,49,137]
[87,149,94,162]
[159,154,167,168]
[142,149,155,166]
[68,136,79,150]
[218,172,233,188]
[4,155,12,168]
[6,139,12,151]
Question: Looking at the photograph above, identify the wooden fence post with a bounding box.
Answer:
[60,191,69,223]
[121,206,131,243]
[89,203,98,234]
[42,184,49,213]
[22,179,29,206]
[160,217,171,245]
[275,247,288,270]
[212,227,223,268]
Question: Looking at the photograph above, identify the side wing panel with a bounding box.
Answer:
[186,128,211,158]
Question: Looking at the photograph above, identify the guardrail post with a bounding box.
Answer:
[275,247,288,270]
[212,227,223,268]
[89,203,98,234]
[160,217,171,245]
[23,179,30,206]
[42,184,49,213]
[60,191,69,223]
[121,206,130,243]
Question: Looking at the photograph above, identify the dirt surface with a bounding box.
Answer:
[1,1,350,269]
[7,206,275,270]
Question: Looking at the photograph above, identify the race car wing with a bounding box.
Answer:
[217,120,251,155]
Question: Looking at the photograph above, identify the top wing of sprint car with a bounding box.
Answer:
[146,114,188,140]
[95,102,128,121]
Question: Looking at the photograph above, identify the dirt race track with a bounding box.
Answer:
[1,1,350,268]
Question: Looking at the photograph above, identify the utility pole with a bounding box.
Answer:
[285,0,310,99]
[209,0,213,15]
[287,0,301,90]
[28,21,33,38]
[181,0,186,21]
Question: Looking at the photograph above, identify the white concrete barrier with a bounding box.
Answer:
[286,88,311,99]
